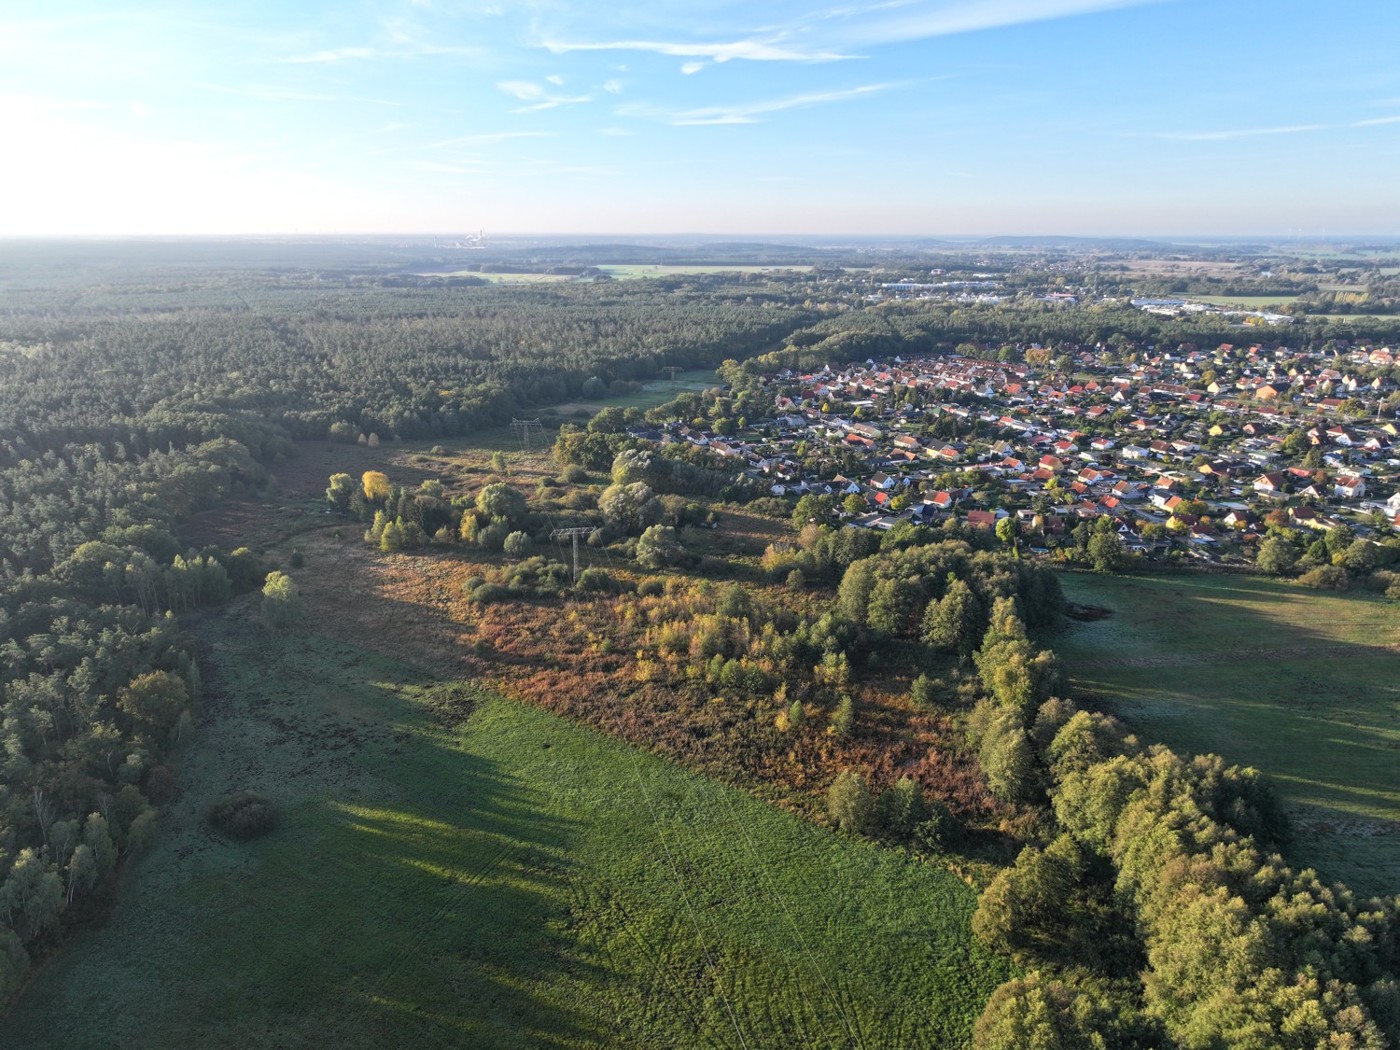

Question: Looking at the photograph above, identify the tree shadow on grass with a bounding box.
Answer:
[4,624,612,1050]
[221,648,610,1050]
[1051,570,1400,895]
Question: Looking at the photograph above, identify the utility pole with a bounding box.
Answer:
[551,526,598,584]
[510,417,544,451]
[664,365,681,388]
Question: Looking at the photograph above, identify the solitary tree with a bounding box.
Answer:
[361,470,392,503]
[475,482,526,524]
[326,473,356,512]
[876,777,928,838]
[1087,519,1125,573]
[996,516,1018,553]
[262,571,303,629]
[791,492,836,532]
[827,769,874,834]
[635,524,684,569]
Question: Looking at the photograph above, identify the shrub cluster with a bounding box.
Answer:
[207,792,279,840]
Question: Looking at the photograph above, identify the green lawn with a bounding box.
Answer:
[6,609,1008,1048]
[1053,571,1400,896]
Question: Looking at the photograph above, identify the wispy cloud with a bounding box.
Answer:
[276,40,484,64]
[1154,114,1400,141]
[831,0,1168,48]
[621,81,905,125]
[539,0,1164,68]
[1156,123,1328,142]
[541,37,851,64]
[496,80,592,112]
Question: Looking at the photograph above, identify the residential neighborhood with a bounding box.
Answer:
[640,341,1400,565]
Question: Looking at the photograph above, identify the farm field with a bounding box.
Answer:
[5,608,1009,1048]
[1053,571,1400,897]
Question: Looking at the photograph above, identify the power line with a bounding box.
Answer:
[510,417,545,452]
[550,525,599,584]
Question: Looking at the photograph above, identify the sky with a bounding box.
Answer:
[1,0,1398,238]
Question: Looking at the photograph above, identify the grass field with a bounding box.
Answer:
[598,265,815,279]
[548,369,719,418]
[1053,571,1400,896]
[1188,294,1298,309]
[6,608,1009,1048]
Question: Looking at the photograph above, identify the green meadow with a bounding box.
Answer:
[6,609,1008,1048]
[1053,571,1400,896]
[598,264,816,279]
[1189,294,1299,309]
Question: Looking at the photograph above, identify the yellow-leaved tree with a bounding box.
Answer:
[361,471,392,503]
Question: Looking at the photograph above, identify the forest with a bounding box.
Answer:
[0,238,1397,1046]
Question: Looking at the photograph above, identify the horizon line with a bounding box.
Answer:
[3,231,1397,243]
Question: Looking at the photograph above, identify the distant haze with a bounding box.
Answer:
[2,1,1398,237]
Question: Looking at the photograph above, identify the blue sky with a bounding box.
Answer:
[2,0,1398,237]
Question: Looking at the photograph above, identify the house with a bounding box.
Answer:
[1222,509,1259,530]
[1289,505,1324,529]
[1335,475,1367,500]
[1254,472,1286,496]
[964,509,997,528]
